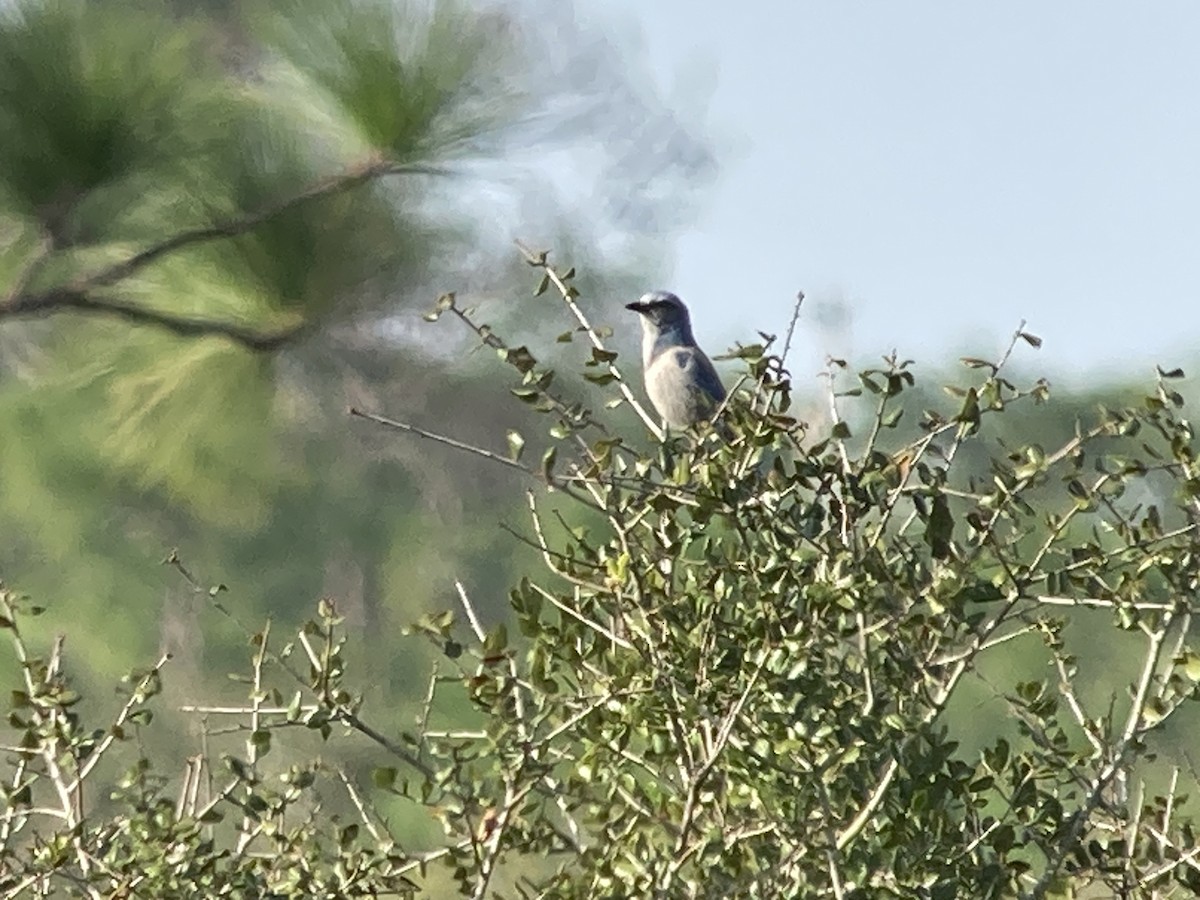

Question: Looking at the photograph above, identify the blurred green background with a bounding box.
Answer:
[0,0,713,674]
[0,0,719,849]
[1,0,1197,863]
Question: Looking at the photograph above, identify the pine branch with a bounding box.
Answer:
[0,159,447,351]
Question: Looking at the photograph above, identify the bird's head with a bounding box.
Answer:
[625,291,692,333]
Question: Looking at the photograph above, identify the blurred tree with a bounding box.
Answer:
[0,0,717,694]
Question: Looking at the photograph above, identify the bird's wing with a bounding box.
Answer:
[667,346,726,404]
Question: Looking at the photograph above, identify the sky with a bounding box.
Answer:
[584,1,1200,386]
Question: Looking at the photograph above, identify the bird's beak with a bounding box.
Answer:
[625,301,648,313]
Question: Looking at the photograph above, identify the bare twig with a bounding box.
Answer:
[1052,652,1105,758]
[352,407,531,477]
[179,704,319,716]
[778,290,805,373]
[514,240,664,440]
[349,407,604,512]
[176,755,205,821]
[528,582,634,651]
[338,769,388,845]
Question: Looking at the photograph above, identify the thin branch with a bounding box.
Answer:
[1032,596,1182,612]
[236,622,270,855]
[176,755,205,821]
[856,611,875,715]
[524,492,621,595]
[470,779,537,900]
[417,666,440,741]
[350,407,604,513]
[662,647,768,891]
[859,354,901,470]
[514,240,664,440]
[338,769,387,845]
[818,783,847,900]
[454,580,489,645]
[88,160,447,292]
[1142,824,1200,884]
[874,323,1043,548]
[70,653,172,790]
[393,838,475,880]
[836,758,898,853]
[996,318,1031,371]
[350,406,530,476]
[1025,612,1174,900]
[528,581,634,651]
[778,290,806,373]
[191,776,249,829]
[178,704,319,716]
[0,753,30,848]
[4,287,308,350]
[420,729,489,740]
[837,593,1019,853]
[538,691,627,746]
[1052,652,1105,758]
[932,623,1038,666]
[447,302,608,457]
[820,359,853,478]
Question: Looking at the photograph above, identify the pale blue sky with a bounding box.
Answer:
[588,1,1200,384]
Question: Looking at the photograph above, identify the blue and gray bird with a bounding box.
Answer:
[625,291,726,429]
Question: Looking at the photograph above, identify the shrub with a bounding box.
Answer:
[4,256,1200,898]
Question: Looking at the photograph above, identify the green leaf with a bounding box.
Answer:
[250,729,272,753]
[926,493,954,560]
[1019,331,1043,348]
[424,293,456,322]
[506,430,525,462]
[960,357,995,371]
[956,387,981,434]
[502,346,538,374]
[1182,652,1200,682]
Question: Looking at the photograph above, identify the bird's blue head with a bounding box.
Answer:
[625,291,697,346]
[625,291,691,328]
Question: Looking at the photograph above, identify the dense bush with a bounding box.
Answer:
[5,256,1200,898]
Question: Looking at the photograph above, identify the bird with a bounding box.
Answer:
[625,291,726,430]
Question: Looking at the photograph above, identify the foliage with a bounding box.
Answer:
[6,255,1200,898]
[0,590,424,898]
[0,0,715,690]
